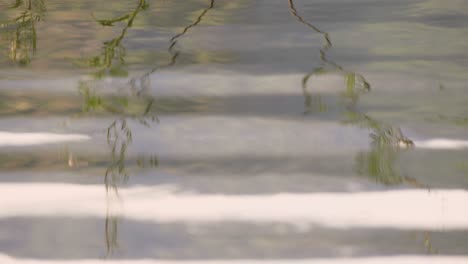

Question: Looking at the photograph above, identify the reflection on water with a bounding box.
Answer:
[77,0,153,254]
[287,0,417,187]
[288,0,370,114]
[2,183,468,230]
[76,0,218,254]
[1,0,468,261]
[0,131,89,146]
[1,0,45,66]
[424,231,438,255]
[1,255,468,264]
[344,113,422,187]
[428,114,468,126]
[130,0,216,94]
[83,0,149,79]
[78,0,160,189]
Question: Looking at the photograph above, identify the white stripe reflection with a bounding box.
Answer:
[0,132,90,146]
[414,139,468,150]
[1,184,468,230]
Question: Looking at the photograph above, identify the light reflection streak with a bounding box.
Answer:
[1,184,468,230]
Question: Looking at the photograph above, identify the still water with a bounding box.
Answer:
[1,0,468,263]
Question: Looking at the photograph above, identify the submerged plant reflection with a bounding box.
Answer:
[1,0,46,65]
[79,79,158,256]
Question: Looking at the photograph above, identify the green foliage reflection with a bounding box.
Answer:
[77,0,154,256]
[344,112,420,185]
[83,0,149,78]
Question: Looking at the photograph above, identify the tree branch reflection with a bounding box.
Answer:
[288,0,370,113]
[79,0,216,256]
[78,0,155,256]
[287,0,423,188]
[344,112,425,187]
[129,0,216,95]
[1,0,46,66]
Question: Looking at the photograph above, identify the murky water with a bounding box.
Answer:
[1,0,468,263]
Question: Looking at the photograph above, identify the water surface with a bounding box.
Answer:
[1,0,468,262]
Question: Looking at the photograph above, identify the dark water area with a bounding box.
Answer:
[1,0,468,263]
